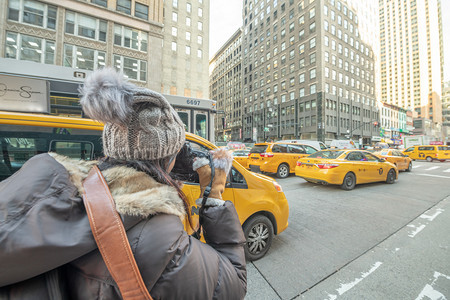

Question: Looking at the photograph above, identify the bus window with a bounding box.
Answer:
[51,141,94,160]
[195,113,207,139]
[0,137,48,180]
[177,111,190,132]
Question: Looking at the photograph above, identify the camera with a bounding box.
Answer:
[170,142,210,182]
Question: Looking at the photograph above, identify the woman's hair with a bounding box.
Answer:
[98,156,194,230]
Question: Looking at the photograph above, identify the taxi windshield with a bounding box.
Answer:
[308,150,344,159]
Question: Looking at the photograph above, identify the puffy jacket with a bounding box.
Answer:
[0,153,247,299]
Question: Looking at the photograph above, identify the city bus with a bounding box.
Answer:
[0,59,216,142]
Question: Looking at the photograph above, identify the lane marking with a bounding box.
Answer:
[444,168,450,173]
[415,173,450,179]
[325,262,383,300]
[412,165,422,169]
[415,271,450,300]
[407,224,426,238]
[420,209,444,221]
[424,166,440,171]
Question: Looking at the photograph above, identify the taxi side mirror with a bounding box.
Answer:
[379,158,386,162]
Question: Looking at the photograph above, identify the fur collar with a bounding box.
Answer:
[49,153,186,219]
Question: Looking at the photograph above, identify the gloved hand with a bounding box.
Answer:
[192,148,233,207]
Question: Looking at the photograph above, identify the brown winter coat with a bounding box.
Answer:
[0,153,247,299]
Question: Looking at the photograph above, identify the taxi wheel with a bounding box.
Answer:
[276,163,290,178]
[386,169,396,184]
[341,172,356,190]
[243,215,274,261]
[426,156,433,162]
[406,162,412,172]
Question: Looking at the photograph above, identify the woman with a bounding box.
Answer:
[0,68,247,299]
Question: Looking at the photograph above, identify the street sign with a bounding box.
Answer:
[264,127,269,132]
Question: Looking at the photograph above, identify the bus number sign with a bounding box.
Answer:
[186,99,200,106]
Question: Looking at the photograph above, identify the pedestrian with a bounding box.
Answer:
[0,68,247,299]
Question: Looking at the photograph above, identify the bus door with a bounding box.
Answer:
[176,109,191,133]
[194,111,208,140]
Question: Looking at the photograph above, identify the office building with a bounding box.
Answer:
[379,0,443,122]
[209,29,242,141]
[240,0,379,144]
[1,0,211,117]
[161,0,210,98]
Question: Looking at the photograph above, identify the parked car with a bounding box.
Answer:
[295,150,398,190]
[248,142,318,178]
[403,145,450,162]
[374,149,412,172]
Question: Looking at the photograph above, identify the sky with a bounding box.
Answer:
[209,0,450,82]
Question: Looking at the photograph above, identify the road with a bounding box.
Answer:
[245,161,450,300]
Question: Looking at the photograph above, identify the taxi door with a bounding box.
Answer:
[287,144,307,172]
[403,147,416,159]
[345,151,370,183]
[392,150,407,169]
[363,152,387,181]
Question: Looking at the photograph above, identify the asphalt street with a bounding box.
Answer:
[245,161,450,300]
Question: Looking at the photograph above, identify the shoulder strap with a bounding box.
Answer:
[82,165,153,300]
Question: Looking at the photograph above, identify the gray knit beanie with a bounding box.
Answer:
[79,67,185,160]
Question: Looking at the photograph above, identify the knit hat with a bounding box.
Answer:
[79,67,185,160]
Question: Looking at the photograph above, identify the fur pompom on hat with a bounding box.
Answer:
[79,67,185,160]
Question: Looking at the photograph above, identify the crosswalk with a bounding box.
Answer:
[409,163,450,177]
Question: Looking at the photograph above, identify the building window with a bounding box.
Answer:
[310,37,316,48]
[5,31,55,64]
[299,88,305,97]
[310,68,316,79]
[198,7,203,17]
[8,0,57,30]
[310,84,316,94]
[114,55,147,81]
[114,24,148,52]
[172,42,177,51]
[187,3,192,13]
[64,44,105,71]
[116,0,131,14]
[198,36,203,44]
[186,32,191,41]
[186,46,191,55]
[92,0,107,7]
[186,17,191,26]
[309,7,315,18]
[135,3,148,20]
[172,12,178,22]
[198,49,202,58]
[66,11,107,42]
[173,0,178,8]
[299,73,305,83]
[172,27,177,36]
[198,21,203,31]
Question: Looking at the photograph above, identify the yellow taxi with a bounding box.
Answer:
[403,145,450,162]
[375,149,412,172]
[295,149,398,190]
[248,142,318,178]
[0,111,289,261]
[231,149,250,168]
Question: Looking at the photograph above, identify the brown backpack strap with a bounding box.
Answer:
[82,165,153,300]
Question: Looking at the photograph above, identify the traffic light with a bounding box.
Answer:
[373,121,379,127]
